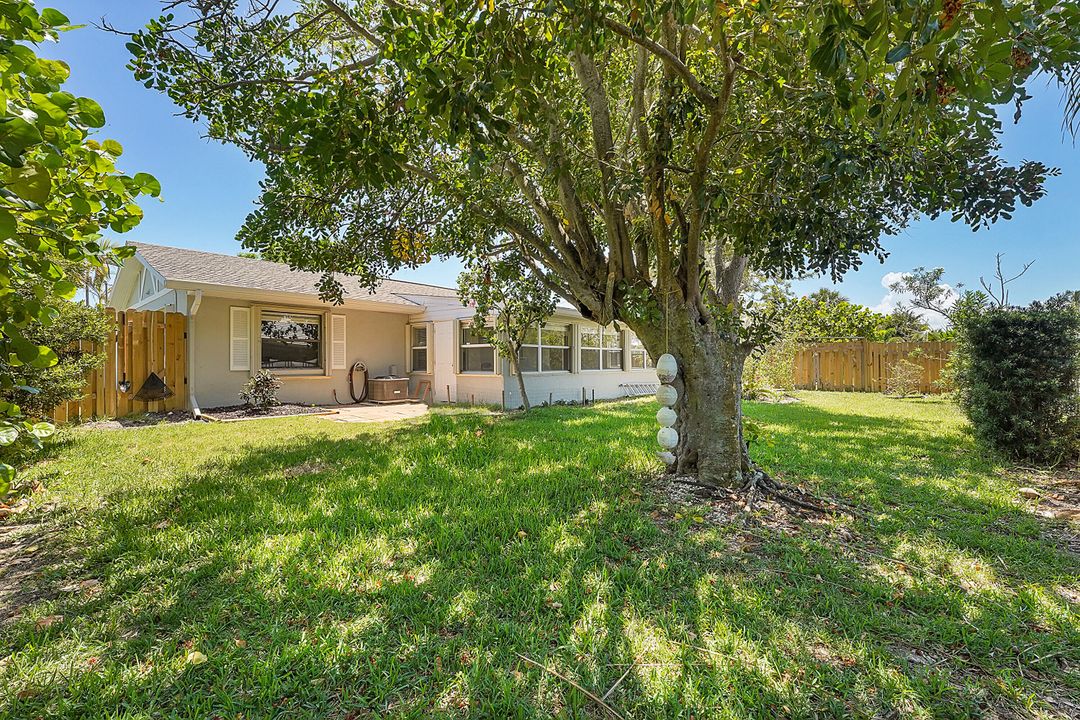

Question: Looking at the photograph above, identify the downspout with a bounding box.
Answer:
[187,290,203,419]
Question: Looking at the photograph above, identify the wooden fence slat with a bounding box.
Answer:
[104,308,117,418]
[117,310,131,418]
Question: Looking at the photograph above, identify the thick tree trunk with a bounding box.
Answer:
[633,304,748,488]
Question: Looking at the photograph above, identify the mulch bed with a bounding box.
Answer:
[201,403,330,421]
[81,411,193,430]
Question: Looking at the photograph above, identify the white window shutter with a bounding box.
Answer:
[229,307,251,372]
[331,314,347,370]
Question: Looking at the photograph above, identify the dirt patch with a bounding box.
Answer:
[1010,465,1080,555]
[201,403,330,421]
[0,521,65,622]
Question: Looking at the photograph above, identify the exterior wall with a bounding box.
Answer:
[191,295,409,408]
[504,364,655,408]
[456,373,504,406]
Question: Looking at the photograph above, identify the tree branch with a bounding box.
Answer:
[600,16,718,107]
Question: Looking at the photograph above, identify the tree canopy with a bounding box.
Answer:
[130,0,1076,316]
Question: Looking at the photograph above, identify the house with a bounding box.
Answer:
[110,243,657,412]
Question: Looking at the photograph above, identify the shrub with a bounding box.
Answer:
[239,370,282,411]
[744,335,797,399]
[3,301,111,419]
[886,358,924,398]
[953,296,1080,464]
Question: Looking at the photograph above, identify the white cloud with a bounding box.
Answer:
[871,272,957,330]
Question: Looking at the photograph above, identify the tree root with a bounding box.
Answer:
[740,466,843,516]
[669,466,858,518]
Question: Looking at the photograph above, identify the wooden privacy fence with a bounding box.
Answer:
[793,341,954,394]
[52,308,188,422]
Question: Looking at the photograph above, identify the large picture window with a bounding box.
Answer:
[261,311,322,370]
[410,325,428,372]
[517,323,571,373]
[629,334,654,370]
[459,323,496,373]
[580,325,623,370]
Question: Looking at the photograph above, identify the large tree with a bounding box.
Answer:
[129,0,1079,487]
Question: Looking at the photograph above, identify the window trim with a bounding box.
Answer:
[517,322,572,374]
[628,333,654,371]
[579,324,625,372]
[408,323,430,374]
[255,306,328,376]
[457,320,499,375]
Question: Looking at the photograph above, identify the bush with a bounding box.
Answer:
[744,336,797,399]
[3,301,111,419]
[886,358,923,398]
[953,296,1080,464]
[239,370,282,411]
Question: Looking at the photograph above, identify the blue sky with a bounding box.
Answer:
[45,0,1079,311]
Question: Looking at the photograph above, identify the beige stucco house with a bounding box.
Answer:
[110,243,657,412]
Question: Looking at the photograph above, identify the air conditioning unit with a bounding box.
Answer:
[367,377,409,403]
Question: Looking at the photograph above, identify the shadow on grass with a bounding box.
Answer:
[3,399,1078,718]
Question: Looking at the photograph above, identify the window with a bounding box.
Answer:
[459,323,496,373]
[517,323,571,373]
[410,325,428,373]
[260,311,322,370]
[580,325,623,370]
[629,334,654,370]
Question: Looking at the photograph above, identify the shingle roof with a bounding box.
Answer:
[130,242,460,307]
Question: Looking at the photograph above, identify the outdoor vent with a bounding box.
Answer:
[133,372,174,402]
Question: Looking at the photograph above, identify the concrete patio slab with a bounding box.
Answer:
[320,403,430,423]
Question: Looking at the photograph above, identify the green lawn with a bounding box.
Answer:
[2,393,1077,719]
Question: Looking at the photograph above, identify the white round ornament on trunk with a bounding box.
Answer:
[656,406,677,427]
[657,426,679,449]
[657,451,676,465]
[655,384,678,407]
[655,353,678,383]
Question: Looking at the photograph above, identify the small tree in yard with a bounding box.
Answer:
[132,1,1080,491]
[458,259,556,412]
[886,348,924,398]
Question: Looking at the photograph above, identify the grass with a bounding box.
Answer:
[1,392,1077,719]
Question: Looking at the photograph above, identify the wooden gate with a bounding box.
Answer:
[52,308,188,422]
[793,340,954,394]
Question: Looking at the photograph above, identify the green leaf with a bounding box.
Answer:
[0,208,16,237]
[134,172,161,196]
[53,279,77,298]
[40,8,70,26]
[102,138,123,156]
[0,117,43,166]
[8,162,52,204]
[75,97,106,127]
[0,425,18,445]
[885,43,912,64]
[31,421,55,439]
[12,336,40,364]
[30,345,58,369]
[30,93,68,124]
[0,463,13,495]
